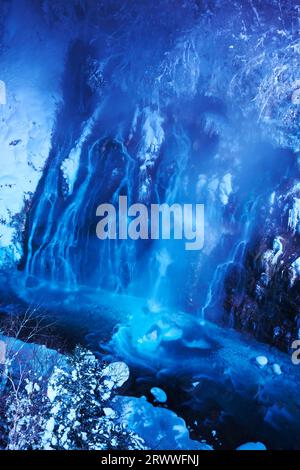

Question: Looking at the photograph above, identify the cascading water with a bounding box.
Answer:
[200,195,261,324]
[18,41,291,332]
[19,43,223,310]
[1,0,300,451]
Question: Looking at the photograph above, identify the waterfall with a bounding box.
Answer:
[147,124,191,310]
[16,1,294,329]
[19,32,216,303]
[199,196,261,324]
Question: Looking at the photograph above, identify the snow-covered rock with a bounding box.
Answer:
[103,407,116,418]
[256,356,268,368]
[236,442,266,450]
[113,395,212,451]
[150,387,167,403]
[272,363,282,375]
[102,362,129,388]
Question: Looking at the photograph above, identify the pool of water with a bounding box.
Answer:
[2,275,300,449]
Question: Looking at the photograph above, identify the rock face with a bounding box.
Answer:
[222,179,300,352]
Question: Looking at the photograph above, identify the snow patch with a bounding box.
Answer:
[272,237,283,265]
[61,110,100,196]
[46,417,55,433]
[138,108,164,170]
[219,173,232,205]
[61,148,81,197]
[291,257,300,285]
[0,80,6,105]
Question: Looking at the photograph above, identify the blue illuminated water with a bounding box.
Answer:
[1,0,299,449]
